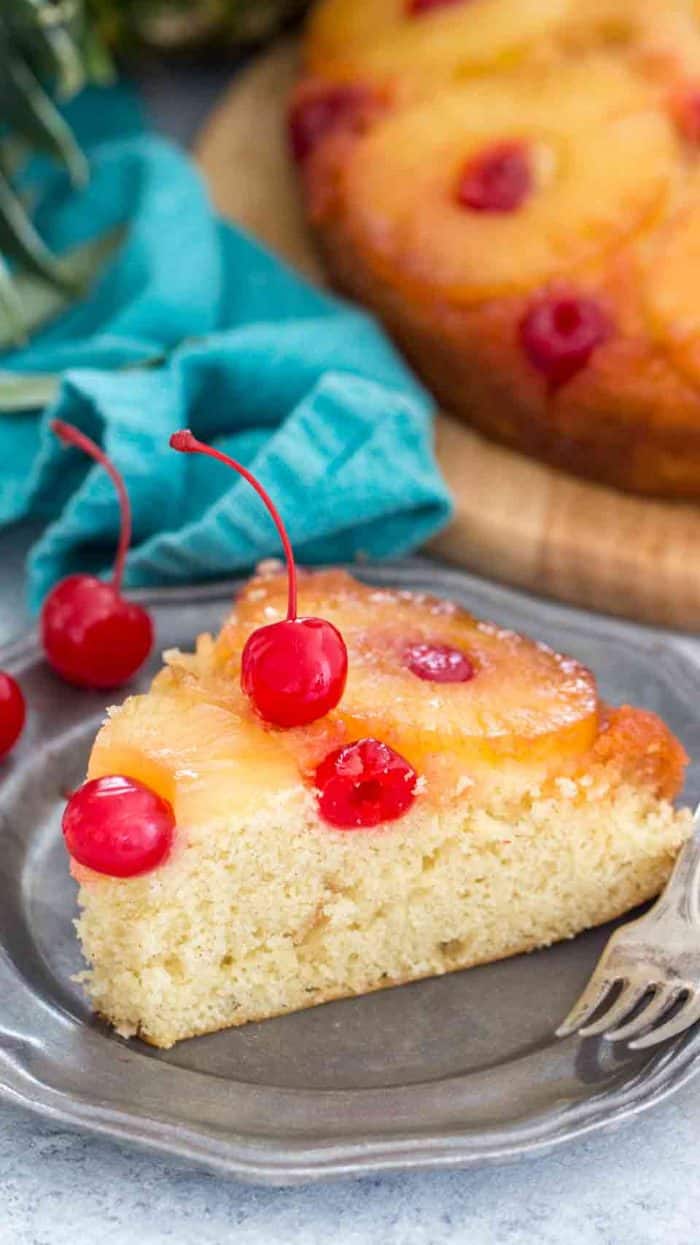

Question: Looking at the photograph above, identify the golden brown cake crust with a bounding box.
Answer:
[312,218,700,497]
[294,2,700,498]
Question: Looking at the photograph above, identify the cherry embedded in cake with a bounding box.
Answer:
[406,0,471,16]
[403,640,475,683]
[315,737,418,828]
[41,421,153,689]
[288,83,373,163]
[456,142,533,214]
[519,293,610,389]
[67,561,691,1048]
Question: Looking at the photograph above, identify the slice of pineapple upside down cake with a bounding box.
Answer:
[72,567,690,1048]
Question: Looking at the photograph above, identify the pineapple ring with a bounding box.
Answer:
[307,0,570,96]
[87,686,301,827]
[335,64,678,303]
[560,0,700,61]
[223,570,599,775]
[643,198,700,386]
[307,0,700,100]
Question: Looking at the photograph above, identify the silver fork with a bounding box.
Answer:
[557,804,700,1050]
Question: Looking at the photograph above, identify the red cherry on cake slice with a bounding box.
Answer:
[62,775,174,877]
[456,142,532,214]
[316,738,418,829]
[519,292,610,389]
[169,430,348,728]
[0,671,25,759]
[41,421,153,689]
[240,616,347,728]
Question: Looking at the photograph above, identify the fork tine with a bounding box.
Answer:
[555,974,616,1038]
[578,981,649,1038]
[629,991,700,1050]
[604,984,681,1043]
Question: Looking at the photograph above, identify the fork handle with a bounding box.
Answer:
[654,807,700,925]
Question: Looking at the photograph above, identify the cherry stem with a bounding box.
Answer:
[51,419,131,596]
[169,429,298,621]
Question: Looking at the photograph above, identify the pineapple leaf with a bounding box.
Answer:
[0,2,115,341]
[0,222,125,350]
[0,368,58,410]
[0,167,76,290]
[78,20,115,86]
[0,254,27,346]
[8,0,86,99]
[0,49,89,188]
[0,136,29,182]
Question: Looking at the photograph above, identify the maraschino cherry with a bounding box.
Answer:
[62,775,175,877]
[288,84,371,163]
[406,0,466,15]
[169,430,348,728]
[519,292,610,389]
[457,142,532,214]
[0,672,25,759]
[316,738,418,829]
[41,421,153,689]
[404,641,475,683]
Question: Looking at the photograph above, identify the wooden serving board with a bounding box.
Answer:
[196,42,700,632]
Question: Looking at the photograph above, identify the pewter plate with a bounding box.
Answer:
[1,561,699,1185]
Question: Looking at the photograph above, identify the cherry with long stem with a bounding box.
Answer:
[170,429,348,728]
[41,420,154,689]
[53,420,132,596]
[170,429,297,621]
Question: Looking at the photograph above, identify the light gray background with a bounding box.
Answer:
[1,66,699,1245]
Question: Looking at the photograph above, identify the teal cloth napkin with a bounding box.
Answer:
[0,87,452,611]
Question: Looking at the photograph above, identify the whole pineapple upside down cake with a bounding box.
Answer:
[60,433,693,1048]
[291,0,700,499]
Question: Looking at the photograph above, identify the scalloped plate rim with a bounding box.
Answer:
[1,559,699,1185]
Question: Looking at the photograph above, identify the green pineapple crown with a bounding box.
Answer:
[0,0,102,342]
[90,0,310,52]
[0,0,310,352]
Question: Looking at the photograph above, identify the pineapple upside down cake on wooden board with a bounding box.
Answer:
[195,32,700,633]
[294,0,700,501]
